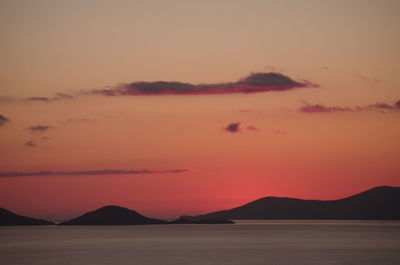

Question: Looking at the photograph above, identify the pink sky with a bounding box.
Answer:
[0,0,399,221]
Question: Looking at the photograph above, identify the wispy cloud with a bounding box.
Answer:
[0,169,190,178]
[0,114,11,126]
[66,118,93,123]
[246,125,261,131]
[24,93,75,102]
[299,103,352,113]
[25,125,53,134]
[352,73,381,84]
[90,72,316,96]
[24,136,50,148]
[25,140,37,148]
[298,100,400,114]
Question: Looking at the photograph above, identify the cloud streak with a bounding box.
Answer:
[90,72,316,96]
[25,125,53,134]
[24,93,75,102]
[299,100,400,113]
[299,103,352,113]
[25,140,37,147]
[0,169,190,178]
[0,114,10,126]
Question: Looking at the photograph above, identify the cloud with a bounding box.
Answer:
[0,169,190,178]
[23,93,75,103]
[299,103,352,113]
[66,118,93,123]
[25,140,37,148]
[25,125,53,134]
[90,72,315,96]
[298,100,400,114]
[365,102,397,111]
[352,73,381,84]
[224,122,241,133]
[24,136,50,148]
[246,125,261,131]
[25,97,51,102]
[0,114,11,126]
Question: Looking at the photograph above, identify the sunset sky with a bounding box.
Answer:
[0,0,399,221]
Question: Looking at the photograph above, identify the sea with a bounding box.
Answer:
[1,220,399,265]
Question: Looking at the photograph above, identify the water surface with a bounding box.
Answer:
[1,220,399,265]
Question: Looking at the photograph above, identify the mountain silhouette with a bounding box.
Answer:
[0,207,53,226]
[195,186,400,220]
[58,205,168,225]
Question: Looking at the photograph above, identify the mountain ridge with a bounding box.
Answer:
[195,186,400,220]
[0,207,53,226]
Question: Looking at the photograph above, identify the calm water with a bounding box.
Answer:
[1,220,400,265]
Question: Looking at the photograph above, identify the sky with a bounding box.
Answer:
[0,0,399,221]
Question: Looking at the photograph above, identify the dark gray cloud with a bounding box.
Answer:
[0,169,190,177]
[25,125,53,134]
[25,140,37,148]
[224,122,241,133]
[0,114,10,126]
[90,72,315,96]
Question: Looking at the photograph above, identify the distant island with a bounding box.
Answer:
[58,205,168,225]
[0,207,53,226]
[1,186,399,226]
[195,186,400,220]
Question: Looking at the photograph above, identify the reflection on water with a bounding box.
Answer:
[1,221,399,265]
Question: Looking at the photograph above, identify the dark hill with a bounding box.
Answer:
[195,186,400,220]
[0,207,53,226]
[58,205,168,225]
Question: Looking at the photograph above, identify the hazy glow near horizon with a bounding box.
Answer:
[0,0,399,220]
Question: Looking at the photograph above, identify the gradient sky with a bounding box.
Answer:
[0,0,399,221]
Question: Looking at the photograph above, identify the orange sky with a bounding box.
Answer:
[0,0,400,221]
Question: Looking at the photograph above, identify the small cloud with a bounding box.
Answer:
[299,102,353,113]
[25,140,37,148]
[224,122,241,133]
[23,93,75,103]
[352,73,381,84]
[25,125,53,134]
[0,114,11,126]
[66,118,93,123]
[24,97,51,102]
[0,168,190,178]
[246,125,260,131]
